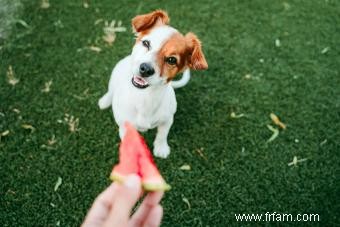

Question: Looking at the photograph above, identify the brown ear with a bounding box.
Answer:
[185,32,208,70]
[132,10,169,33]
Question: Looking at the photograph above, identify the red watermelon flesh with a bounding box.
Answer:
[110,122,170,191]
[109,123,140,182]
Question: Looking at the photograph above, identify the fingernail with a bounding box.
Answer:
[124,174,140,189]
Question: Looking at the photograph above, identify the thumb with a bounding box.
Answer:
[103,174,142,227]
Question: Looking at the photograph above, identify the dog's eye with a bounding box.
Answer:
[142,40,150,50]
[165,57,177,65]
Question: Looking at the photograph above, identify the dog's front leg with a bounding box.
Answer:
[153,118,173,158]
[118,125,126,139]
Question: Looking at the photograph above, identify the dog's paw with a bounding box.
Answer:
[153,142,170,159]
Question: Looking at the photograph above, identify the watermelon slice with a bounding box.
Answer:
[110,122,171,191]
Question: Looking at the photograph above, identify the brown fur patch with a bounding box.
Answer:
[132,10,169,33]
[185,32,208,70]
[157,33,191,82]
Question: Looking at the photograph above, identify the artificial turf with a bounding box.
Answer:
[0,0,339,226]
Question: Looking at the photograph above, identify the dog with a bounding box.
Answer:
[98,10,208,158]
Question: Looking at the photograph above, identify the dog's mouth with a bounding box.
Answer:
[132,75,149,89]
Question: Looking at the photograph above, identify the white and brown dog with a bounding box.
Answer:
[98,10,208,158]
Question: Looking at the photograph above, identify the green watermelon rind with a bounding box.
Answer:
[143,182,171,191]
[110,172,124,183]
[110,172,171,191]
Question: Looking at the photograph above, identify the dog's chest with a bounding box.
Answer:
[134,92,170,130]
[113,83,176,130]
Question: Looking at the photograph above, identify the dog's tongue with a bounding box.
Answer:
[134,76,147,85]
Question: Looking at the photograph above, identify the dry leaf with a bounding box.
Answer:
[103,34,116,45]
[41,0,50,9]
[16,20,30,28]
[22,124,35,132]
[320,139,327,146]
[7,65,19,86]
[179,164,191,171]
[48,135,57,145]
[275,39,281,47]
[102,20,126,45]
[12,108,20,114]
[1,130,10,137]
[64,114,80,132]
[182,196,191,210]
[230,112,245,119]
[89,46,101,53]
[244,74,252,79]
[54,177,62,191]
[288,156,308,166]
[266,125,279,143]
[195,147,207,161]
[270,113,286,129]
[94,19,104,25]
[321,47,330,54]
[41,80,53,93]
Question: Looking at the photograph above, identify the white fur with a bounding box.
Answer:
[99,25,189,158]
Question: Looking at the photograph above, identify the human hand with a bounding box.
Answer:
[82,174,164,227]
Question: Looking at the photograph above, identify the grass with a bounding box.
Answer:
[1,0,339,226]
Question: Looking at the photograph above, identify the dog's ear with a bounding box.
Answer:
[185,32,208,70]
[132,10,169,33]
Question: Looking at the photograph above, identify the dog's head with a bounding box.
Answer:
[130,10,208,89]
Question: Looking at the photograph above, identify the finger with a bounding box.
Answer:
[82,183,117,227]
[143,205,163,227]
[104,174,142,227]
[129,192,164,226]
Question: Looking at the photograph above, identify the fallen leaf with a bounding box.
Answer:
[53,20,64,28]
[7,65,19,86]
[266,125,279,143]
[41,0,50,9]
[48,135,57,145]
[321,47,330,54]
[320,139,327,146]
[1,130,10,137]
[195,147,208,161]
[230,112,245,119]
[94,19,104,25]
[179,164,191,171]
[12,108,20,114]
[16,19,30,28]
[41,80,53,93]
[40,144,57,150]
[103,34,116,45]
[270,113,286,129]
[54,177,62,191]
[102,20,126,45]
[21,124,35,132]
[244,74,252,79]
[88,46,101,53]
[275,38,281,47]
[182,196,191,210]
[288,156,308,166]
[64,114,80,132]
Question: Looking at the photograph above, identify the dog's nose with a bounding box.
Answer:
[139,63,155,77]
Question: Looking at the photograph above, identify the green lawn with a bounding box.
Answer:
[1,0,339,226]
